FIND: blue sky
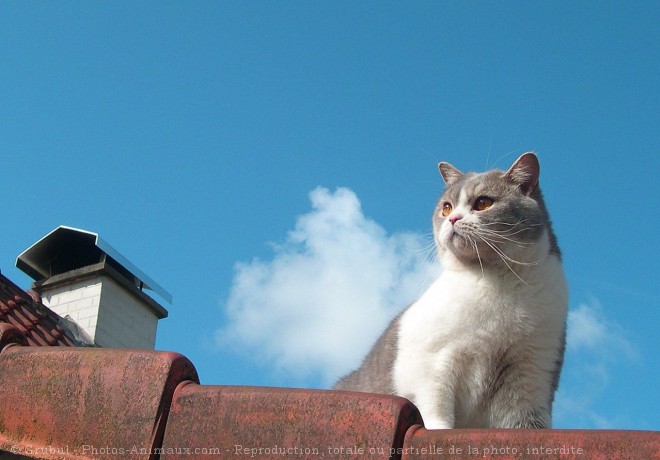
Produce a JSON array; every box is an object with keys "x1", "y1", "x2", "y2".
[{"x1": 1, "y1": 2, "x2": 657, "y2": 430}]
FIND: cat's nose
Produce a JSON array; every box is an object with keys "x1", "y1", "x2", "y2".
[{"x1": 449, "y1": 214, "x2": 463, "y2": 224}]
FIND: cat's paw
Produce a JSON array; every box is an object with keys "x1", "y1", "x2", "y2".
[{"x1": 422, "y1": 418, "x2": 453, "y2": 430}]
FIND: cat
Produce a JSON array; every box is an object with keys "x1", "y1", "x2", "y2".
[{"x1": 333, "y1": 152, "x2": 568, "y2": 429}]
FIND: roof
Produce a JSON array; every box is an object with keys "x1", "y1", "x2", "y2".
[
  {"x1": 16, "y1": 225, "x2": 172, "y2": 305},
  {"x1": 0, "y1": 270, "x2": 84, "y2": 348},
  {"x1": 0, "y1": 345, "x2": 658, "y2": 459}
]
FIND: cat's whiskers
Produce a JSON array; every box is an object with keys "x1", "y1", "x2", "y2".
[
  {"x1": 410, "y1": 233, "x2": 443, "y2": 292},
  {"x1": 475, "y1": 228, "x2": 533, "y2": 247},
  {"x1": 480, "y1": 218, "x2": 541, "y2": 228},
  {"x1": 467, "y1": 234, "x2": 485, "y2": 279},
  {"x1": 480, "y1": 220, "x2": 543, "y2": 234},
  {"x1": 475, "y1": 232, "x2": 539, "y2": 267},
  {"x1": 476, "y1": 235, "x2": 530, "y2": 285},
  {"x1": 416, "y1": 239, "x2": 439, "y2": 256},
  {"x1": 473, "y1": 220, "x2": 544, "y2": 249},
  {"x1": 469, "y1": 227, "x2": 544, "y2": 286},
  {"x1": 420, "y1": 244, "x2": 439, "y2": 267},
  {"x1": 479, "y1": 221, "x2": 542, "y2": 236}
]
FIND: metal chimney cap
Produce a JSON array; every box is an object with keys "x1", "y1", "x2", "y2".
[{"x1": 16, "y1": 226, "x2": 173, "y2": 305}]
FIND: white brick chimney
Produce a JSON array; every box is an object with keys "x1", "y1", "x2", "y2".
[{"x1": 16, "y1": 226, "x2": 170, "y2": 349}]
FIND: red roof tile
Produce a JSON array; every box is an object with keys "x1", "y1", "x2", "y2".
[
  {"x1": 402, "y1": 426, "x2": 660, "y2": 460},
  {"x1": 0, "y1": 346, "x2": 199, "y2": 459},
  {"x1": 0, "y1": 271, "x2": 78, "y2": 349},
  {"x1": 162, "y1": 384, "x2": 422, "y2": 459}
]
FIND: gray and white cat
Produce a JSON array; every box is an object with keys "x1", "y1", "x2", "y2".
[{"x1": 334, "y1": 153, "x2": 568, "y2": 429}]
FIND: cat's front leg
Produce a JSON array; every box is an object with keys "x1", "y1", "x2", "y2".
[
  {"x1": 416, "y1": 401, "x2": 454, "y2": 429},
  {"x1": 420, "y1": 415, "x2": 454, "y2": 430},
  {"x1": 512, "y1": 411, "x2": 550, "y2": 429},
  {"x1": 486, "y1": 358, "x2": 554, "y2": 429},
  {"x1": 394, "y1": 371, "x2": 455, "y2": 429},
  {"x1": 394, "y1": 345, "x2": 459, "y2": 429},
  {"x1": 490, "y1": 405, "x2": 551, "y2": 429},
  {"x1": 410, "y1": 380, "x2": 456, "y2": 430}
]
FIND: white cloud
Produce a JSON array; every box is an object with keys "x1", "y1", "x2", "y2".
[
  {"x1": 566, "y1": 303, "x2": 608, "y2": 350},
  {"x1": 217, "y1": 187, "x2": 440, "y2": 386},
  {"x1": 566, "y1": 299, "x2": 636, "y2": 359}
]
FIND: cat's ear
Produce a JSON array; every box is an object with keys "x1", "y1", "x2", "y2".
[
  {"x1": 438, "y1": 162, "x2": 464, "y2": 185},
  {"x1": 504, "y1": 152, "x2": 539, "y2": 195}
]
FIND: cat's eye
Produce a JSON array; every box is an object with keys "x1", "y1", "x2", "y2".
[
  {"x1": 474, "y1": 197, "x2": 494, "y2": 211},
  {"x1": 441, "y1": 202, "x2": 453, "y2": 217}
]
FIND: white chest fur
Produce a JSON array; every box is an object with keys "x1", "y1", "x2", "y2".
[{"x1": 393, "y1": 252, "x2": 568, "y2": 429}]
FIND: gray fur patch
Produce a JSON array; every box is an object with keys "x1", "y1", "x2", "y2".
[{"x1": 333, "y1": 312, "x2": 402, "y2": 394}]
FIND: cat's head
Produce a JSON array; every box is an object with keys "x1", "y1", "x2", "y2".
[{"x1": 433, "y1": 152, "x2": 558, "y2": 270}]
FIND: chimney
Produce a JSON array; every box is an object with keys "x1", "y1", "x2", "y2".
[{"x1": 16, "y1": 226, "x2": 171, "y2": 349}]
